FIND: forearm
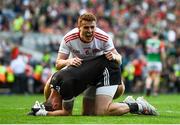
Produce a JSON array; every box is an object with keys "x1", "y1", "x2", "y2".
[
  {"x1": 55, "y1": 59, "x2": 69, "y2": 70},
  {"x1": 33, "y1": 108, "x2": 71, "y2": 116},
  {"x1": 47, "y1": 109, "x2": 71, "y2": 116},
  {"x1": 47, "y1": 100, "x2": 74, "y2": 116}
]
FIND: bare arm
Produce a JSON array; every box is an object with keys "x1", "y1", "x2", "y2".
[
  {"x1": 47, "y1": 100, "x2": 74, "y2": 116},
  {"x1": 55, "y1": 52, "x2": 82, "y2": 70},
  {"x1": 55, "y1": 52, "x2": 69, "y2": 70},
  {"x1": 47, "y1": 109, "x2": 71, "y2": 116},
  {"x1": 161, "y1": 49, "x2": 166, "y2": 62},
  {"x1": 160, "y1": 42, "x2": 166, "y2": 69}
]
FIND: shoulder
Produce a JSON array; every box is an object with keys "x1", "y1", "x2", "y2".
[
  {"x1": 94, "y1": 28, "x2": 110, "y2": 42},
  {"x1": 63, "y1": 28, "x2": 79, "y2": 43},
  {"x1": 95, "y1": 28, "x2": 109, "y2": 38}
]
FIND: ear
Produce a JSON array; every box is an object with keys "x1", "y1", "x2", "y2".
[
  {"x1": 53, "y1": 101, "x2": 62, "y2": 110},
  {"x1": 53, "y1": 103, "x2": 58, "y2": 110}
]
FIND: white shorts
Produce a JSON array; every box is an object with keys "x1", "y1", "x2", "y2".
[
  {"x1": 83, "y1": 85, "x2": 118, "y2": 99},
  {"x1": 147, "y1": 61, "x2": 162, "y2": 72}
]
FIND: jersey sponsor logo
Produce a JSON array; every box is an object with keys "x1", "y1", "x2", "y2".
[
  {"x1": 146, "y1": 39, "x2": 161, "y2": 54},
  {"x1": 84, "y1": 48, "x2": 90, "y2": 55},
  {"x1": 92, "y1": 48, "x2": 101, "y2": 53},
  {"x1": 83, "y1": 48, "x2": 101, "y2": 55},
  {"x1": 68, "y1": 46, "x2": 80, "y2": 54},
  {"x1": 147, "y1": 46, "x2": 160, "y2": 53}
]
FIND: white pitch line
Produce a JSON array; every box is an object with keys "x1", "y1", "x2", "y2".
[
  {"x1": 158, "y1": 110, "x2": 180, "y2": 114},
  {"x1": 1, "y1": 107, "x2": 26, "y2": 110}
]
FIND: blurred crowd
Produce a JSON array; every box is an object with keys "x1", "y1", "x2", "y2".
[{"x1": 0, "y1": 0, "x2": 179, "y2": 95}]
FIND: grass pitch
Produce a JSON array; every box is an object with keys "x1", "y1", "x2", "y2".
[{"x1": 0, "y1": 94, "x2": 180, "y2": 124}]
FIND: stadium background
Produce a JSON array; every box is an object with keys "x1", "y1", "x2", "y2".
[
  {"x1": 0, "y1": 0, "x2": 179, "y2": 95},
  {"x1": 0, "y1": 0, "x2": 179, "y2": 124}
]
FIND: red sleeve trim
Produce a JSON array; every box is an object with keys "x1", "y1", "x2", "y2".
[
  {"x1": 94, "y1": 32, "x2": 108, "y2": 42},
  {"x1": 64, "y1": 32, "x2": 79, "y2": 41},
  {"x1": 65, "y1": 35, "x2": 79, "y2": 43}
]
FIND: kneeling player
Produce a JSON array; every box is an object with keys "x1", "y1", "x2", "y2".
[
  {"x1": 43, "y1": 74, "x2": 125, "y2": 115},
  {"x1": 29, "y1": 55, "x2": 158, "y2": 116}
]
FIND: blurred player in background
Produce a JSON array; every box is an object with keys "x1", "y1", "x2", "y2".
[{"x1": 145, "y1": 31, "x2": 166, "y2": 96}]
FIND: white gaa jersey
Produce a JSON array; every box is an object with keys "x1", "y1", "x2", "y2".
[{"x1": 59, "y1": 27, "x2": 115, "y2": 58}]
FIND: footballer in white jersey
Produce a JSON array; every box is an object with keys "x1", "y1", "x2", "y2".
[{"x1": 59, "y1": 27, "x2": 115, "y2": 58}]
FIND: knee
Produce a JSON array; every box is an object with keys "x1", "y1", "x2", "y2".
[
  {"x1": 95, "y1": 108, "x2": 107, "y2": 115},
  {"x1": 82, "y1": 97, "x2": 95, "y2": 116}
]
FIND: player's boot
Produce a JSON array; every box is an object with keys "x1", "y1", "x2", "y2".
[
  {"x1": 136, "y1": 97, "x2": 159, "y2": 115},
  {"x1": 123, "y1": 96, "x2": 136, "y2": 103}
]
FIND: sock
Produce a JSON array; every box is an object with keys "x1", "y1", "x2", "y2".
[
  {"x1": 137, "y1": 103, "x2": 143, "y2": 112},
  {"x1": 126, "y1": 103, "x2": 139, "y2": 113},
  {"x1": 146, "y1": 89, "x2": 151, "y2": 96}
]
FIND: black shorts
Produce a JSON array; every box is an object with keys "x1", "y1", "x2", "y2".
[{"x1": 50, "y1": 55, "x2": 121, "y2": 100}]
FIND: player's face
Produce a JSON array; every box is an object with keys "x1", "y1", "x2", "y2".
[
  {"x1": 48, "y1": 90, "x2": 62, "y2": 110},
  {"x1": 51, "y1": 95, "x2": 62, "y2": 110},
  {"x1": 79, "y1": 20, "x2": 96, "y2": 43}
]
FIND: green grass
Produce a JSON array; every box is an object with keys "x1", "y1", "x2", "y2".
[{"x1": 0, "y1": 94, "x2": 180, "y2": 124}]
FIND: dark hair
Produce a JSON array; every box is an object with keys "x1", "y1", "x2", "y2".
[
  {"x1": 159, "y1": 34, "x2": 164, "y2": 40},
  {"x1": 43, "y1": 100, "x2": 54, "y2": 111},
  {"x1": 153, "y1": 31, "x2": 158, "y2": 36}
]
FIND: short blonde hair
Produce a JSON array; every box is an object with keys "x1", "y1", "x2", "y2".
[{"x1": 78, "y1": 12, "x2": 97, "y2": 27}]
